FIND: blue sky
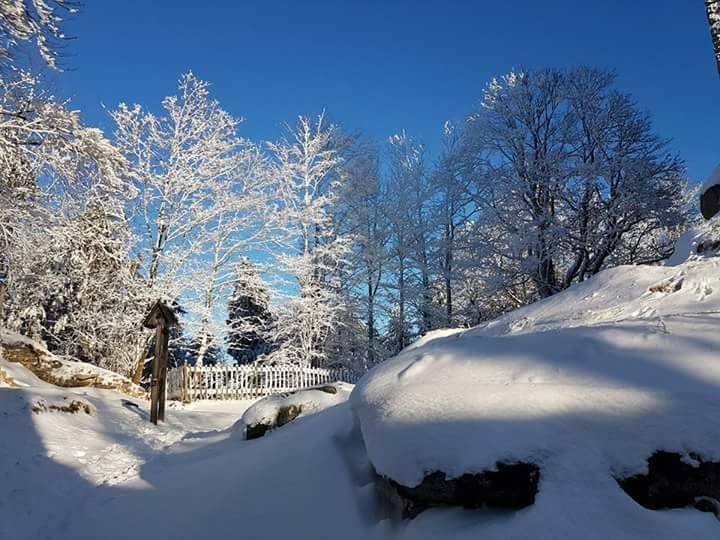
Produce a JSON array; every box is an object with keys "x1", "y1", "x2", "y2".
[{"x1": 47, "y1": 0, "x2": 719, "y2": 183}]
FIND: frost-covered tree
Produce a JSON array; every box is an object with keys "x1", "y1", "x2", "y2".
[
  {"x1": 111, "y1": 72, "x2": 256, "y2": 380},
  {"x1": 385, "y1": 131, "x2": 429, "y2": 351},
  {"x1": 455, "y1": 67, "x2": 686, "y2": 303},
  {"x1": 3, "y1": 205, "x2": 145, "y2": 374},
  {"x1": 184, "y1": 140, "x2": 272, "y2": 366},
  {"x1": 267, "y1": 114, "x2": 351, "y2": 366},
  {"x1": 226, "y1": 259, "x2": 273, "y2": 365},
  {"x1": 429, "y1": 122, "x2": 473, "y2": 328},
  {"x1": 0, "y1": 0, "x2": 79, "y2": 69},
  {"x1": 708, "y1": 0, "x2": 720, "y2": 77},
  {"x1": 336, "y1": 146, "x2": 389, "y2": 366},
  {"x1": 0, "y1": 68, "x2": 132, "y2": 371}
]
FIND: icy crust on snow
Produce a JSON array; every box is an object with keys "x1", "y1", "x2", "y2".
[
  {"x1": 352, "y1": 259, "x2": 720, "y2": 490},
  {"x1": 235, "y1": 381, "x2": 353, "y2": 436}
]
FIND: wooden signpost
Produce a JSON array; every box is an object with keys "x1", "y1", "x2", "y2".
[{"x1": 142, "y1": 300, "x2": 179, "y2": 425}]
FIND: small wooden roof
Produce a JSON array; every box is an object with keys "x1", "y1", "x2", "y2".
[{"x1": 142, "y1": 300, "x2": 179, "y2": 329}]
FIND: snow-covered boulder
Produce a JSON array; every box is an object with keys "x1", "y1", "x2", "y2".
[
  {"x1": 0, "y1": 330, "x2": 144, "y2": 397},
  {"x1": 351, "y1": 257, "x2": 720, "y2": 534},
  {"x1": 668, "y1": 166, "x2": 720, "y2": 265},
  {"x1": 235, "y1": 382, "x2": 353, "y2": 440}
]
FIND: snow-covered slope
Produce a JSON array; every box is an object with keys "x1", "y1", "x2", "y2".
[
  {"x1": 0, "y1": 351, "x2": 255, "y2": 540},
  {"x1": 352, "y1": 258, "x2": 720, "y2": 538},
  {"x1": 4, "y1": 257, "x2": 720, "y2": 539},
  {"x1": 1, "y1": 330, "x2": 144, "y2": 396}
]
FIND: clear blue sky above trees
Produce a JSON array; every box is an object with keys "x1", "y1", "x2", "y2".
[{"x1": 46, "y1": 0, "x2": 719, "y2": 183}]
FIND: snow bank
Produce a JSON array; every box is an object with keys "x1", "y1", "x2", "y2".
[
  {"x1": 0, "y1": 329, "x2": 144, "y2": 397},
  {"x1": 351, "y1": 257, "x2": 720, "y2": 538}
]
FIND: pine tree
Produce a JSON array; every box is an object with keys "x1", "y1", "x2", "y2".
[{"x1": 226, "y1": 260, "x2": 272, "y2": 364}]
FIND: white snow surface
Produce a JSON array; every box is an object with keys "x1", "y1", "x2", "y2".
[
  {"x1": 352, "y1": 258, "x2": 720, "y2": 538},
  {"x1": 4, "y1": 257, "x2": 720, "y2": 539},
  {"x1": 0, "y1": 352, "x2": 256, "y2": 540},
  {"x1": 234, "y1": 381, "x2": 353, "y2": 437}
]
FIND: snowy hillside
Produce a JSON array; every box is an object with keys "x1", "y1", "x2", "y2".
[
  {"x1": 353, "y1": 258, "x2": 720, "y2": 538},
  {"x1": 4, "y1": 257, "x2": 720, "y2": 539}
]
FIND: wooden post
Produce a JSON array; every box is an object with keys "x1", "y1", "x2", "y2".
[
  {"x1": 143, "y1": 300, "x2": 179, "y2": 425},
  {"x1": 182, "y1": 362, "x2": 189, "y2": 403}
]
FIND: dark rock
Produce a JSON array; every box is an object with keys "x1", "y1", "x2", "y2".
[
  {"x1": 616, "y1": 451, "x2": 720, "y2": 511},
  {"x1": 694, "y1": 496, "x2": 720, "y2": 518},
  {"x1": 245, "y1": 423, "x2": 270, "y2": 440},
  {"x1": 315, "y1": 385, "x2": 338, "y2": 395},
  {"x1": 697, "y1": 240, "x2": 720, "y2": 255},
  {"x1": 276, "y1": 404, "x2": 303, "y2": 427},
  {"x1": 390, "y1": 462, "x2": 540, "y2": 519},
  {"x1": 245, "y1": 404, "x2": 304, "y2": 440},
  {"x1": 701, "y1": 184, "x2": 720, "y2": 220}
]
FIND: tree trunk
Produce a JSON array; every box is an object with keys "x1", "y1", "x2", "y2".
[
  {"x1": 398, "y1": 256, "x2": 406, "y2": 352},
  {"x1": 444, "y1": 220, "x2": 454, "y2": 326},
  {"x1": 131, "y1": 341, "x2": 148, "y2": 384},
  {"x1": 367, "y1": 270, "x2": 375, "y2": 368},
  {"x1": 0, "y1": 283, "x2": 5, "y2": 322}
]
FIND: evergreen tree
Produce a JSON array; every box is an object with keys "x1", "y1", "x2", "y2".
[{"x1": 226, "y1": 260, "x2": 272, "y2": 364}]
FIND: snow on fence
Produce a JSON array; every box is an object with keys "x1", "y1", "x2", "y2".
[{"x1": 167, "y1": 363, "x2": 362, "y2": 402}]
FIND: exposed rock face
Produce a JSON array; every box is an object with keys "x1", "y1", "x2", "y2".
[
  {"x1": 1, "y1": 339, "x2": 144, "y2": 398},
  {"x1": 245, "y1": 423, "x2": 270, "y2": 440},
  {"x1": 275, "y1": 404, "x2": 302, "y2": 427},
  {"x1": 31, "y1": 398, "x2": 93, "y2": 415},
  {"x1": 390, "y1": 462, "x2": 541, "y2": 519},
  {"x1": 246, "y1": 404, "x2": 304, "y2": 440},
  {"x1": 616, "y1": 451, "x2": 720, "y2": 513}
]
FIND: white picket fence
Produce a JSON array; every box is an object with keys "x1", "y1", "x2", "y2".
[{"x1": 167, "y1": 363, "x2": 362, "y2": 402}]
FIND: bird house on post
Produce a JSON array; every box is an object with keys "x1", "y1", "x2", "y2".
[{"x1": 143, "y1": 300, "x2": 179, "y2": 425}]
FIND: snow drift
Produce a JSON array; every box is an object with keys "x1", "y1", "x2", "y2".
[{"x1": 352, "y1": 257, "x2": 720, "y2": 537}]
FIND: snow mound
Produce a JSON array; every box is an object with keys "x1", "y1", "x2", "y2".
[
  {"x1": 351, "y1": 257, "x2": 720, "y2": 538},
  {"x1": 0, "y1": 329, "x2": 144, "y2": 397},
  {"x1": 234, "y1": 381, "x2": 353, "y2": 438}
]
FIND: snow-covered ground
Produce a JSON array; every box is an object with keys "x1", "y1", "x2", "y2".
[
  {"x1": 0, "y1": 357, "x2": 255, "y2": 540},
  {"x1": 3, "y1": 256, "x2": 720, "y2": 539},
  {"x1": 353, "y1": 259, "x2": 720, "y2": 539}
]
